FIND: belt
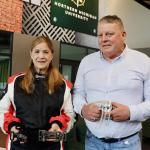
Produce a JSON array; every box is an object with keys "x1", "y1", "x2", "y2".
[{"x1": 100, "y1": 132, "x2": 138, "y2": 143}]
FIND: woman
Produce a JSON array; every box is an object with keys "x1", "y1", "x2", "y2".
[{"x1": 0, "y1": 36, "x2": 75, "y2": 150}]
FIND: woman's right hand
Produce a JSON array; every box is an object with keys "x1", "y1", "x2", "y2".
[
  {"x1": 10, "y1": 126, "x2": 21, "y2": 142},
  {"x1": 10, "y1": 126, "x2": 20, "y2": 133}
]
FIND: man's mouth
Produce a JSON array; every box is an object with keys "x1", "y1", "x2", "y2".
[{"x1": 102, "y1": 45, "x2": 111, "y2": 48}]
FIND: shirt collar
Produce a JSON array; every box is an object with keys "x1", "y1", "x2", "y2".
[{"x1": 99, "y1": 44, "x2": 127, "y2": 62}]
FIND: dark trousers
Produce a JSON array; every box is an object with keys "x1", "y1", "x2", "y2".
[{"x1": 10, "y1": 141, "x2": 61, "y2": 150}]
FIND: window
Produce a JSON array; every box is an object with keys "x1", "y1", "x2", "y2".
[
  {"x1": 0, "y1": 30, "x2": 13, "y2": 98},
  {"x1": 60, "y1": 43, "x2": 98, "y2": 83}
]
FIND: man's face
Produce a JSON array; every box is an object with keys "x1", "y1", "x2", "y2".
[{"x1": 97, "y1": 22, "x2": 126, "y2": 59}]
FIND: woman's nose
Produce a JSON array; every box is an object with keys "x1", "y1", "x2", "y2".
[{"x1": 39, "y1": 52, "x2": 44, "y2": 58}]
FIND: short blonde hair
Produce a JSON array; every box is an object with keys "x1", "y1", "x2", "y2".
[{"x1": 98, "y1": 15, "x2": 125, "y2": 31}]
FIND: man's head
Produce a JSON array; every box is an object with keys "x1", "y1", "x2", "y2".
[{"x1": 97, "y1": 15, "x2": 126, "y2": 60}]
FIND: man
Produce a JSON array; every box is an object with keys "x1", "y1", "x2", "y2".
[{"x1": 73, "y1": 15, "x2": 150, "y2": 150}]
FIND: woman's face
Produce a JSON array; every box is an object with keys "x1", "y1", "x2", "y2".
[{"x1": 30, "y1": 42, "x2": 53, "y2": 74}]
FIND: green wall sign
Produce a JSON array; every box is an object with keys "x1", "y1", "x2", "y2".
[{"x1": 51, "y1": 0, "x2": 98, "y2": 36}]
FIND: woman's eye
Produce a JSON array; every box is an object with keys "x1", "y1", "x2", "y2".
[{"x1": 34, "y1": 51, "x2": 39, "y2": 53}]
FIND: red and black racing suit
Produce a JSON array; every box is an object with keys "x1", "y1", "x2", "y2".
[{"x1": 0, "y1": 73, "x2": 75, "y2": 150}]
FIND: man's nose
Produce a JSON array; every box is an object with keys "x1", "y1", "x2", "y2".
[{"x1": 101, "y1": 35, "x2": 109, "y2": 42}]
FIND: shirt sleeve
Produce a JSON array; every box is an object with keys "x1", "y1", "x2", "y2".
[
  {"x1": 0, "y1": 92, "x2": 20, "y2": 133},
  {"x1": 62, "y1": 80, "x2": 75, "y2": 132},
  {"x1": 49, "y1": 80, "x2": 75, "y2": 132},
  {"x1": 73, "y1": 60, "x2": 87, "y2": 115},
  {"x1": 129, "y1": 59, "x2": 150, "y2": 121},
  {"x1": 0, "y1": 76, "x2": 21, "y2": 133}
]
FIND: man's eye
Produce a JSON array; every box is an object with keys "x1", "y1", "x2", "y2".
[
  {"x1": 106, "y1": 32, "x2": 115, "y2": 37},
  {"x1": 98, "y1": 34, "x2": 102, "y2": 37}
]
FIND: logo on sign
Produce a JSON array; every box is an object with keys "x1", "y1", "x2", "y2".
[{"x1": 71, "y1": 0, "x2": 85, "y2": 7}]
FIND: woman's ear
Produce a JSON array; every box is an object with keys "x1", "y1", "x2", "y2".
[
  {"x1": 50, "y1": 54, "x2": 53, "y2": 62},
  {"x1": 122, "y1": 31, "x2": 126, "y2": 38},
  {"x1": 51, "y1": 55, "x2": 53, "y2": 60},
  {"x1": 30, "y1": 51, "x2": 33, "y2": 60}
]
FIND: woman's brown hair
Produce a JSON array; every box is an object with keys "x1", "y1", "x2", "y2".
[{"x1": 20, "y1": 36, "x2": 64, "y2": 94}]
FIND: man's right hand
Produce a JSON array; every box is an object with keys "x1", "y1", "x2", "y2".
[{"x1": 81, "y1": 103, "x2": 101, "y2": 122}]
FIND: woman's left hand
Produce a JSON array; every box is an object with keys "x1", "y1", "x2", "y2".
[
  {"x1": 48, "y1": 123, "x2": 62, "y2": 142},
  {"x1": 48, "y1": 123, "x2": 62, "y2": 132}
]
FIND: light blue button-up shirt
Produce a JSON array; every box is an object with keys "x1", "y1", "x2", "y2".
[{"x1": 73, "y1": 45, "x2": 150, "y2": 138}]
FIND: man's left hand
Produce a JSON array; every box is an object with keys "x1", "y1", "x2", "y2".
[{"x1": 110, "y1": 102, "x2": 130, "y2": 121}]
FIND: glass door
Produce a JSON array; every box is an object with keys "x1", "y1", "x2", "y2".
[{"x1": 60, "y1": 59, "x2": 80, "y2": 83}]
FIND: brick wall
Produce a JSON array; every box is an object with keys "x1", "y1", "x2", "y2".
[{"x1": 0, "y1": 0, "x2": 23, "y2": 32}]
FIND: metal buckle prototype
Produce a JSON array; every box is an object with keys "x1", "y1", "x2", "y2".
[
  {"x1": 39, "y1": 130, "x2": 66, "y2": 142},
  {"x1": 95, "y1": 100, "x2": 112, "y2": 125},
  {"x1": 10, "y1": 132, "x2": 27, "y2": 143}
]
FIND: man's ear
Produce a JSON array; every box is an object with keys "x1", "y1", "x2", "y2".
[{"x1": 122, "y1": 31, "x2": 126, "y2": 37}]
